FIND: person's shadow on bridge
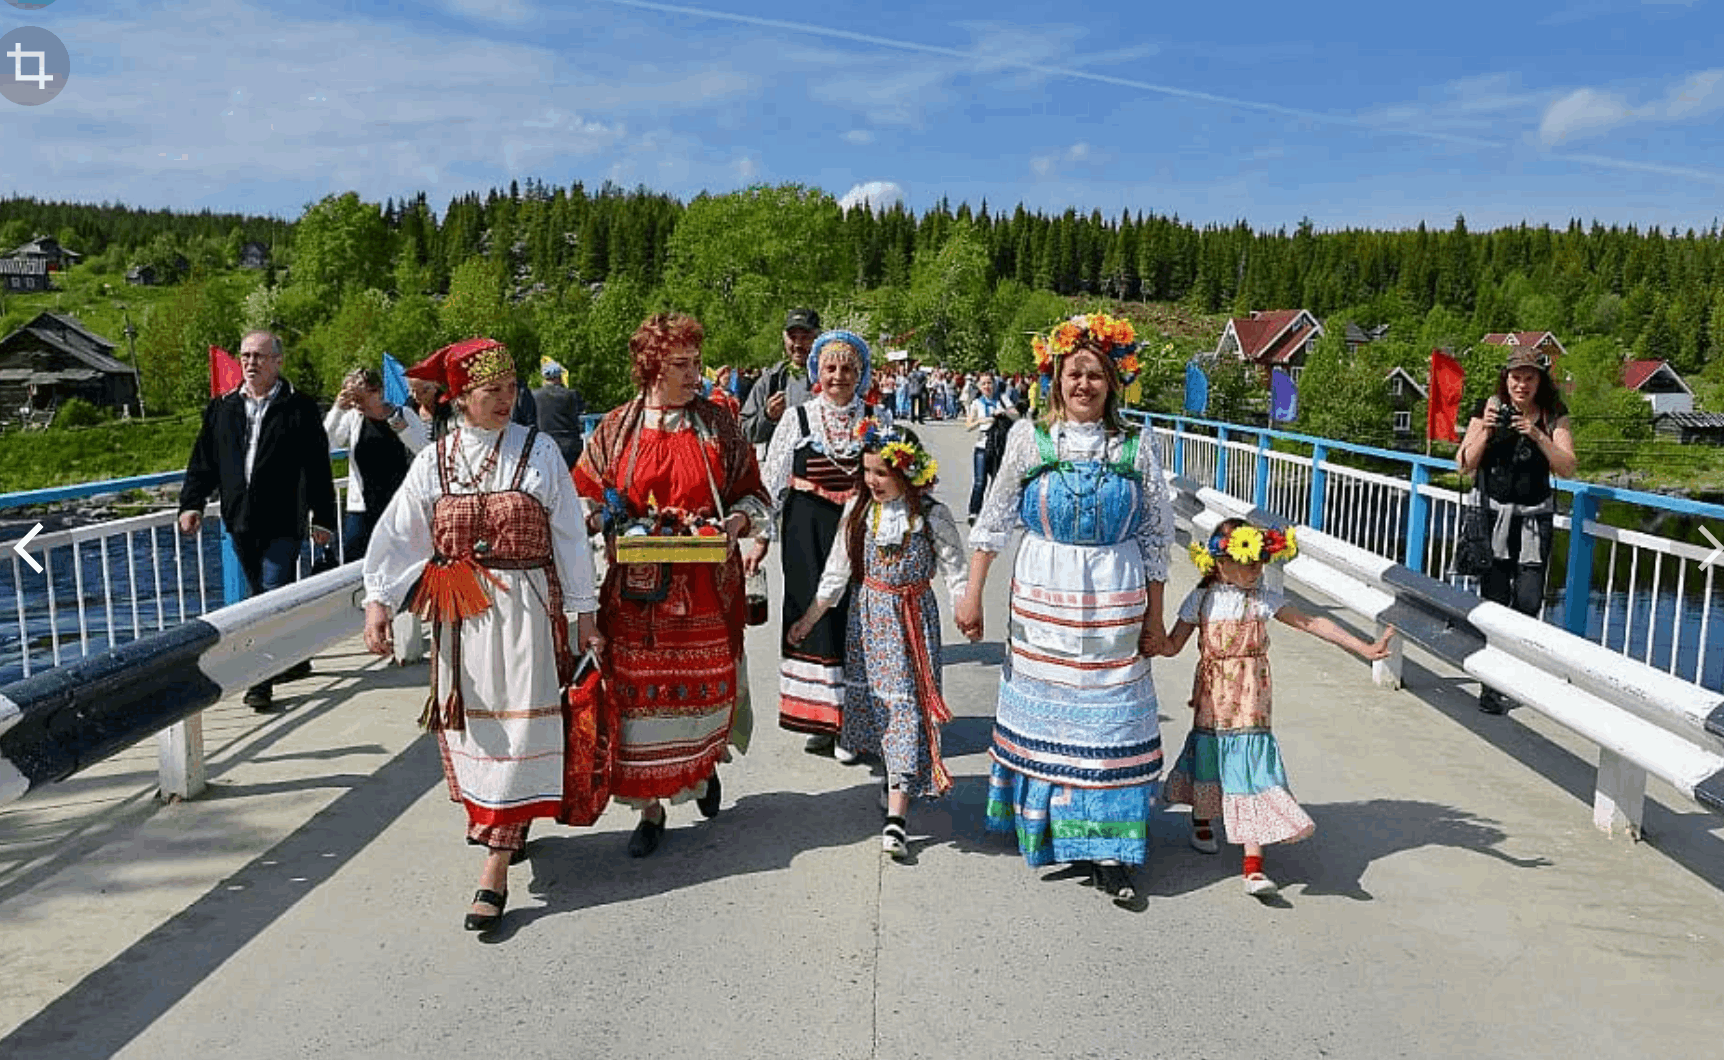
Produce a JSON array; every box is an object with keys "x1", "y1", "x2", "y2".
[{"x1": 491, "y1": 784, "x2": 887, "y2": 942}]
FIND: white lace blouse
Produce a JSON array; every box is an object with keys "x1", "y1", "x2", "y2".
[
  {"x1": 813, "y1": 496, "x2": 970, "y2": 606},
  {"x1": 967, "y1": 417, "x2": 1175, "y2": 583},
  {"x1": 757, "y1": 395, "x2": 880, "y2": 542}
]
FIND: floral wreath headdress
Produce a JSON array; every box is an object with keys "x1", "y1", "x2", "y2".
[
  {"x1": 853, "y1": 417, "x2": 938, "y2": 487},
  {"x1": 1032, "y1": 312, "x2": 1142, "y2": 385},
  {"x1": 1188, "y1": 523, "x2": 1298, "y2": 576}
]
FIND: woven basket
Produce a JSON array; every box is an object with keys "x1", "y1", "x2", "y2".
[{"x1": 614, "y1": 534, "x2": 730, "y2": 564}]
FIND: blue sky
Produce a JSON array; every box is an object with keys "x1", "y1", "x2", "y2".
[{"x1": 4, "y1": 0, "x2": 1723, "y2": 231}]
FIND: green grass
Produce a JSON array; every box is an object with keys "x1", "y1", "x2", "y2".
[
  {"x1": 0, "y1": 412, "x2": 205, "y2": 493},
  {"x1": 0, "y1": 264, "x2": 263, "y2": 351}
]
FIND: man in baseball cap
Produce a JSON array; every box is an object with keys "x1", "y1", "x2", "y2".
[{"x1": 740, "y1": 308, "x2": 821, "y2": 446}]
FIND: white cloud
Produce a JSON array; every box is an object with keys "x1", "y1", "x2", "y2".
[
  {"x1": 1030, "y1": 141, "x2": 1105, "y2": 179},
  {"x1": 1539, "y1": 88, "x2": 1637, "y2": 144},
  {"x1": 838, "y1": 181, "x2": 905, "y2": 212},
  {"x1": 843, "y1": 129, "x2": 875, "y2": 145},
  {"x1": 442, "y1": 0, "x2": 534, "y2": 23},
  {"x1": 1538, "y1": 68, "x2": 1724, "y2": 144},
  {"x1": 0, "y1": 0, "x2": 765, "y2": 212}
]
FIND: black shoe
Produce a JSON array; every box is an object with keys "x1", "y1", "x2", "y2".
[
  {"x1": 628, "y1": 813, "x2": 665, "y2": 858},
  {"x1": 464, "y1": 888, "x2": 507, "y2": 932},
  {"x1": 803, "y1": 733, "x2": 836, "y2": 757},
  {"x1": 1094, "y1": 862, "x2": 1138, "y2": 901},
  {"x1": 277, "y1": 659, "x2": 314, "y2": 683},
  {"x1": 1479, "y1": 689, "x2": 1508, "y2": 715},
  {"x1": 696, "y1": 771, "x2": 722, "y2": 819},
  {"x1": 243, "y1": 684, "x2": 278, "y2": 713}
]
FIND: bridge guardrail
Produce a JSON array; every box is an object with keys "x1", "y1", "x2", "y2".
[{"x1": 1164, "y1": 468, "x2": 1724, "y2": 839}]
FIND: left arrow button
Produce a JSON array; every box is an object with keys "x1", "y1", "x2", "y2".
[{"x1": 14, "y1": 523, "x2": 43, "y2": 574}]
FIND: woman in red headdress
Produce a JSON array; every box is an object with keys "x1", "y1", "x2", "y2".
[
  {"x1": 360, "y1": 338, "x2": 605, "y2": 933},
  {"x1": 574, "y1": 313, "x2": 769, "y2": 859}
]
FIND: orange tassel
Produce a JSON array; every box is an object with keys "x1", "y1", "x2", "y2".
[{"x1": 409, "y1": 558, "x2": 506, "y2": 624}]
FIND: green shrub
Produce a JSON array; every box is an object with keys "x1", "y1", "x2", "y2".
[{"x1": 52, "y1": 397, "x2": 109, "y2": 429}]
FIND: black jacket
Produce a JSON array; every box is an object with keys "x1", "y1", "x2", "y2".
[
  {"x1": 530, "y1": 383, "x2": 585, "y2": 468},
  {"x1": 179, "y1": 380, "x2": 340, "y2": 540}
]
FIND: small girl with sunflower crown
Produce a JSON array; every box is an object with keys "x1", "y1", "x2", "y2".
[
  {"x1": 1161, "y1": 517, "x2": 1396, "y2": 898},
  {"x1": 788, "y1": 419, "x2": 974, "y2": 860}
]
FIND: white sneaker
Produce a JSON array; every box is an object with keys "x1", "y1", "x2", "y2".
[
  {"x1": 833, "y1": 744, "x2": 861, "y2": 765},
  {"x1": 1244, "y1": 872, "x2": 1279, "y2": 898},
  {"x1": 882, "y1": 822, "x2": 909, "y2": 860}
]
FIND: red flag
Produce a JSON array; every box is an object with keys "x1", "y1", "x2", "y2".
[
  {"x1": 209, "y1": 345, "x2": 243, "y2": 397},
  {"x1": 1428, "y1": 349, "x2": 1464, "y2": 442}
]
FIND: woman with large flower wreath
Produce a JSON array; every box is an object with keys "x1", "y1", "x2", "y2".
[
  {"x1": 787, "y1": 419, "x2": 972, "y2": 859},
  {"x1": 573, "y1": 313, "x2": 770, "y2": 860},
  {"x1": 361, "y1": 338, "x2": 604, "y2": 933},
  {"x1": 955, "y1": 312, "x2": 1174, "y2": 907},
  {"x1": 746, "y1": 329, "x2": 883, "y2": 759}
]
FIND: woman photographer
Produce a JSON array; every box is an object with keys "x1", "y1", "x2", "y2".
[{"x1": 1456, "y1": 347, "x2": 1577, "y2": 714}]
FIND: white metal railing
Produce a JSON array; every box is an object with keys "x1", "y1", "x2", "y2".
[{"x1": 3, "y1": 479, "x2": 354, "y2": 681}]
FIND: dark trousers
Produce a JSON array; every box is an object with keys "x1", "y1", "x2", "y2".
[
  {"x1": 1480, "y1": 515, "x2": 1548, "y2": 618},
  {"x1": 969, "y1": 448, "x2": 990, "y2": 518},
  {"x1": 230, "y1": 534, "x2": 303, "y2": 692},
  {"x1": 1479, "y1": 515, "x2": 1548, "y2": 709},
  {"x1": 341, "y1": 510, "x2": 377, "y2": 565}
]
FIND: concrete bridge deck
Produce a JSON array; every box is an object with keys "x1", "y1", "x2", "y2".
[{"x1": 3, "y1": 422, "x2": 1723, "y2": 1060}]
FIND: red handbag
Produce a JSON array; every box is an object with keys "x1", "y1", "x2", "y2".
[{"x1": 557, "y1": 652, "x2": 616, "y2": 826}]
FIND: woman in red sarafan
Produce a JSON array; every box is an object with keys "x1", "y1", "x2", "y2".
[{"x1": 573, "y1": 313, "x2": 770, "y2": 859}]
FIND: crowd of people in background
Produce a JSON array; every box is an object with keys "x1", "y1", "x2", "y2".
[{"x1": 177, "y1": 301, "x2": 1589, "y2": 935}]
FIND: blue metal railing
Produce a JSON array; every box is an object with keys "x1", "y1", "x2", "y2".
[{"x1": 1129, "y1": 410, "x2": 1724, "y2": 691}]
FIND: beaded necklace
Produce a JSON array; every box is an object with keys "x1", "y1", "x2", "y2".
[{"x1": 448, "y1": 425, "x2": 507, "y2": 492}]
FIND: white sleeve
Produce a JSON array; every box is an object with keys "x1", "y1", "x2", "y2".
[
  {"x1": 1176, "y1": 586, "x2": 1206, "y2": 624},
  {"x1": 397, "y1": 408, "x2": 430, "y2": 454},
  {"x1": 362, "y1": 447, "x2": 437, "y2": 609},
  {"x1": 968, "y1": 418, "x2": 1037, "y2": 552},
  {"x1": 758, "y1": 413, "x2": 800, "y2": 542},
  {"x1": 813, "y1": 497, "x2": 859, "y2": 605},
  {"x1": 1131, "y1": 428, "x2": 1175, "y2": 583},
  {"x1": 926, "y1": 500, "x2": 970, "y2": 602},
  {"x1": 536, "y1": 434, "x2": 599, "y2": 614},
  {"x1": 323, "y1": 406, "x2": 354, "y2": 453}
]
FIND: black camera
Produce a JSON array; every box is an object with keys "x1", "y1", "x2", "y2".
[{"x1": 1492, "y1": 404, "x2": 1517, "y2": 432}]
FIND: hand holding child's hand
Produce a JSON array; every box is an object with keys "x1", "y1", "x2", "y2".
[
  {"x1": 1362, "y1": 624, "x2": 1397, "y2": 661},
  {"x1": 1137, "y1": 624, "x2": 1167, "y2": 658},
  {"x1": 787, "y1": 614, "x2": 814, "y2": 645}
]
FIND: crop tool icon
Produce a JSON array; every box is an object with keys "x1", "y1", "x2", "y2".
[{"x1": 8, "y1": 40, "x2": 53, "y2": 90}]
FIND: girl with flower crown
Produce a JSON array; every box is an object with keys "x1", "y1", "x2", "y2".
[
  {"x1": 1162, "y1": 517, "x2": 1396, "y2": 898},
  {"x1": 957, "y1": 312, "x2": 1174, "y2": 907},
  {"x1": 787, "y1": 420, "x2": 972, "y2": 859}
]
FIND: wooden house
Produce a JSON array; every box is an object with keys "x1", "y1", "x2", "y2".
[
  {"x1": 0, "y1": 258, "x2": 51, "y2": 293},
  {"x1": 238, "y1": 241, "x2": 271, "y2": 269},
  {"x1": 1622, "y1": 359, "x2": 1693, "y2": 415},
  {"x1": 1216, "y1": 310, "x2": 1323, "y2": 380},
  {"x1": 1385, "y1": 366, "x2": 1427, "y2": 440},
  {"x1": 6, "y1": 234, "x2": 82, "y2": 272},
  {"x1": 0, "y1": 312, "x2": 140, "y2": 418}
]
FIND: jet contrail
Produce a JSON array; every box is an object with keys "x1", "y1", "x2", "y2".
[{"x1": 583, "y1": 0, "x2": 1724, "y2": 185}]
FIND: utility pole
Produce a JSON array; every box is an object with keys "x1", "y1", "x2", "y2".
[{"x1": 120, "y1": 306, "x2": 146, "y2": 419}]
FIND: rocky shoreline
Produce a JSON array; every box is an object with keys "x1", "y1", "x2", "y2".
[{"x1": 0, "y1": 485, "x2": 182, "y2": 539}]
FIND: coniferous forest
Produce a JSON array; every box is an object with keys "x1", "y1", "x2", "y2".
[{"x1": 3, "y1": 183, "x2": 1722, "y2": 479}]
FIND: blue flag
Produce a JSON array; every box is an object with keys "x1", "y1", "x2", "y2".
[
  {"x1": 1270, "y1": 367, "x2": 1298, "y2": 423},
  {"x1": 1183, "y1": 360, "x2": 1209, "y2": 415},
  {"x1": 382, "y1": 351, "x2": 409, "y2": 407}
]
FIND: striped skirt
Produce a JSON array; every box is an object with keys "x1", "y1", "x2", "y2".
[{"x1": 987, "y1": 535, "x2": 1163, "y2": 866}]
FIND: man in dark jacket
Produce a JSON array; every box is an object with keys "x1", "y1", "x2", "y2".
[
  {"x1": 178, "y1": 330, "x2": 339, "y2": 712},
  {"x1": 738, "y1": 307, "x2": 820, "y2": 447},
  {"x1": 531, "y1": 360, "x2": 585, "y2": 468}
]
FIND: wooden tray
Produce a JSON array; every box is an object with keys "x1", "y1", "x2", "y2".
[{"x1": 615, "y1": 535, "x2": 730, "y2": 564}]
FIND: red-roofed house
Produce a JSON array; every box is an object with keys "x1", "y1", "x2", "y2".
[
  {"x1": 1622, "y1": 359, "x2": 1693, "y2": 415},
  {"x1": 1216, "y1": 310, "x2": 1323, "y2": 378},
  {"x1": 1481, "y1": 331, "x2": 1567, "y2": 370}
]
